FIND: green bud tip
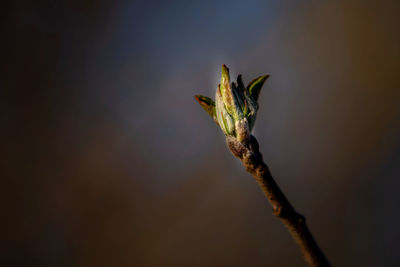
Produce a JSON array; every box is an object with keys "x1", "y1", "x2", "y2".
[{"x1": 194, "y1": 95, "x2": 217, "y2": 123}]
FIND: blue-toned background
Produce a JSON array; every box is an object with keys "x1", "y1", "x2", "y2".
[{"x1": 3, "y1": 0, "x2": 400, "y2": 266}]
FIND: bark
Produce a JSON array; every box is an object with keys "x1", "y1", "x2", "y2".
[{"x1": 226, "y1": 135, "x2": 331, "y2": 267}]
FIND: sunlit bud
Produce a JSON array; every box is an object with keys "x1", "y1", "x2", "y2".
[{"x1": 195, "y1": 64, "x2": 269, "y2": 143}]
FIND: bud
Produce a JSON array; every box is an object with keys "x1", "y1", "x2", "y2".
[{"x1": 195, "y1": 64, "x2": 269, "y2": 143}]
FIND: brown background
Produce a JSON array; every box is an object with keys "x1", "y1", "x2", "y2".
[{"x1": 2, "y1": 0, "x2": 400, "y2": 266}]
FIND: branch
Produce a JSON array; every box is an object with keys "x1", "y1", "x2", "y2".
[
  {"x1": 226, "y1": 135, "x2": 331, "y2": 267},
  {"x1": 195, "y1": 64, "x2": 330, "y2": 266}
]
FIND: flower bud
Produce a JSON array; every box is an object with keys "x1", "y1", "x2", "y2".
[{"x1": 195, "y1": 64, "x2": 269, "y2": 143}]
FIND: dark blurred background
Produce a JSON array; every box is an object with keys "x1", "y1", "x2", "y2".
[{"x1": 2, "y1": 0, "x2": 400, "y2": 266}]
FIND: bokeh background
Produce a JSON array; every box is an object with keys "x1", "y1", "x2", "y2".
[{"x1": 2, "y1": 0, "x2": 400, "y2": 266}]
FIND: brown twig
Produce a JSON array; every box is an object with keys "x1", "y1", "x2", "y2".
[{"x1": 226, "y1": 135, "x2": 331, "y2": 267}]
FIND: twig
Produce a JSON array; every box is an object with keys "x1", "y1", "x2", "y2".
[
  {"x1": 195, "y1": 64, "x2": 331, "y2": 266},
  {"x1": 226, "y1": 135, "x2": 331, "y2": 267}
]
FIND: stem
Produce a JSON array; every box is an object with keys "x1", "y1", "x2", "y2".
[{"x1": 226, "y1": 135, "x2": 331, "y2": 267}]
